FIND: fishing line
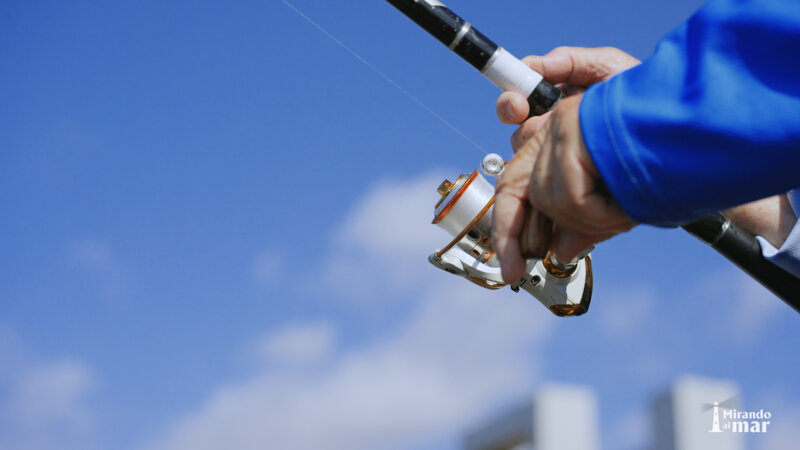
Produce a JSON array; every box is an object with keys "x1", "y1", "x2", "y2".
[{"x1": 279, "y1": 0, "x2": 490, "y2": 156}]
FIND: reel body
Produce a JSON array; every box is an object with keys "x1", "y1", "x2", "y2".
[{"x1": 429, "y1": 157, "x2": 593, "y2": 316}]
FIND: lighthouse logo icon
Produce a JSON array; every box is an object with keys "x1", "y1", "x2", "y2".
[
  {"x1": 709, "y1": 402, "x2": 722, "y2": 432},
  {"x1": 703, "y1": 396, "x2": 737, "y2": 433}
]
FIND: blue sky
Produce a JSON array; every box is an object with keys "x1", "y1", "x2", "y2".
[{"x1": 1, "y1": 1, "x2": 798, "y2": 449}]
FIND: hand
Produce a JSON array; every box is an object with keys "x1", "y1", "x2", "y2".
[
  {"x1": 491, "y1": 47, "x2": 640, "y2": 283},
  {"x1": 492, "y1": 95, "x2": 634, "y2": 282}
]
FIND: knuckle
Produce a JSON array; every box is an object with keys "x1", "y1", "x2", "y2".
[
  {"x1": 496, "y1": 171, "x2": 524, "y2": 197},
  {"x1": 495, "y1": 176, "x2": 511, "y2": 194},
  {"x1": 531, "y1": 126, "x2": 548, "y2": 150},
  {"x1": 495, "y1": 174, "x2": 510, "y2": 193},
  {"x1": 511, "y1": 120, "x2": 540, "y2": 152},
  {"x1": 549, "y1": 46, "x2": 571, "y2": 57},
  {"x1": 557, "y1": 188, "x2": 580, "y2": 212},
  {"x1": 560, "y1": 188, "x2": 579, "y2": 209},
  {"x1": 546, "y1": 112, "x2": 569, "y2": 143},
  {"x1": 556, "y1": 125, "x2": 571, "y2": 145},
  {"x1": 588, "y1": 61, "x2": 607, "y2": 80},
  {"x1": 510, "y1": 128, "x2": 524, "y2": 151}
]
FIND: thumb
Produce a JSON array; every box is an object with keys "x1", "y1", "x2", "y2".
[{"x1": 551, "y1": 227, "x2": 610, "y2": 262}]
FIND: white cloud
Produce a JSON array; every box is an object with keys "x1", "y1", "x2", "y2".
[
  {"x1": 685, "y1": 267, "x2": 786, "y2": 343},
  {"x1": 10, "y1": 361, "x2": 94, "y2": 429},
  {"x1": 141, "y1": 283, "x2": 550, "y2": 450},
  {"x1": 595, "y1": 285, "x2": 657, "y2": 339},
  {"x1": 140, "y1": 171, "x2": 554, "y2": 450},
  {"x1": 0, "y1": 327, "x2": 97, "y2": 450},
  {"x1": 246, "y1": 322, "x2": 337, "y2": 368},
  {"x1": 335, "y1": 171, "x2": 449, "y2": 260},
  {"x1": 320, "y1": 171, "x2": 454, "y2": 302},
  {"x1": 724, "y1": 273, "x2": 784, "y2": 341}
]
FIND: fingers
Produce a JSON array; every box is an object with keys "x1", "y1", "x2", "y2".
[
  {"x1": 522, "y1": 46, "x2": 641, "y2": 87},
  {"x1": 551, "y1": 228, "x2": 615, "y2": 262},
  {"x1": 551, "y1": 228, "x2": 600, "y2": 262},
  {"x1": 493, "y1": 143, "x2": 540, "y2": 283},
  {"x1": 496, "y1": 91, "x2": 530, "y2": 124},
  {"x1": 492, "y1": 192, "x2": 527, "y2": 283},
  {"x1": 497, "y1": 91, "x2": 551, "y2": 153},
  {"x1": 526, "y1": 96, "x2": 636, "y2": 235}
]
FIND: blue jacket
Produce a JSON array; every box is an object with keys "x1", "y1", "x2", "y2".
[{"x1": 580, "y1": 0, "x2": 800, "y2": 228}]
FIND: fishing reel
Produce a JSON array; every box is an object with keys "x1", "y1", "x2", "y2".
[{"x1": 429, "y1": 154, "x2": 593, "y2": 316}]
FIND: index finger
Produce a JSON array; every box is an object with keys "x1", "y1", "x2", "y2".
[
  {"x1": 492, "y1": 147, "x2": 540, "y2": 283},
  {"x1": 492, "y1": 190, "x2": 527, "y2": 284}
]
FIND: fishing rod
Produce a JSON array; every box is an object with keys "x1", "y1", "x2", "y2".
[
  {"x1": 386, "y1": 0, "x2": 561, "y2": 117},
  {"x1": 386, "y1": 0, "x2": 800, "y2": 312},
  {"x1": 684, "y1": 214, "x2": 800, "y2": 310}
]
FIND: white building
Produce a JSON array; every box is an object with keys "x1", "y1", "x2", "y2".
[
  {"x1": 651, "y1": 375, "x2": 745, "y2": 450},
  {"x1": 463, "y1": 375, "x2": 750, "y2": 450},
  {"x1": 464, "y1": 384, "x2": 600, "y2": 450}
]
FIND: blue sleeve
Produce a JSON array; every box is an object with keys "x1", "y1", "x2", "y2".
[
  {"x1": 757, "y1": 190, "x2": 800, "y2": 277},
  {"x1": 579, "y1": 0, "x2": 800, "y2": 227}
]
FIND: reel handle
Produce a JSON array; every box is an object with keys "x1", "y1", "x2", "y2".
[{"x1": 519, "y1": 203, "x2": 554, "y2": 259}]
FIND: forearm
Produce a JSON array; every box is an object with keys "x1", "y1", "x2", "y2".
[{"x1": 724, "y1": 194, "x2": 797, "y2": 250}]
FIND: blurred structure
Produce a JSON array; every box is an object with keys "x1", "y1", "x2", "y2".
[
  {"x1": 464, "y1": 375, "x2": 748, "y2": 450},
  {"x1": 464, "y1": 383, "x2": 600, "y2": 450},
  {"x1": 651, "y1": 375, "x2": 744, "y2": 450}
]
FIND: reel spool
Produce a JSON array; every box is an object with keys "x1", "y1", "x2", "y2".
[{"x1": 428, "y1": 154, "x2": 593, "y2": 316}]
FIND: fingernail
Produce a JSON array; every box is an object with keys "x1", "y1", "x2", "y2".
[{"x1": 505, "y1": 101, "x2": 515, "y2": 120}]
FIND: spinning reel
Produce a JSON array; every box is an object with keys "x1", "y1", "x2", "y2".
[{"x1": 429, "y1": 154, "x2": 594, "y2": 316}]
